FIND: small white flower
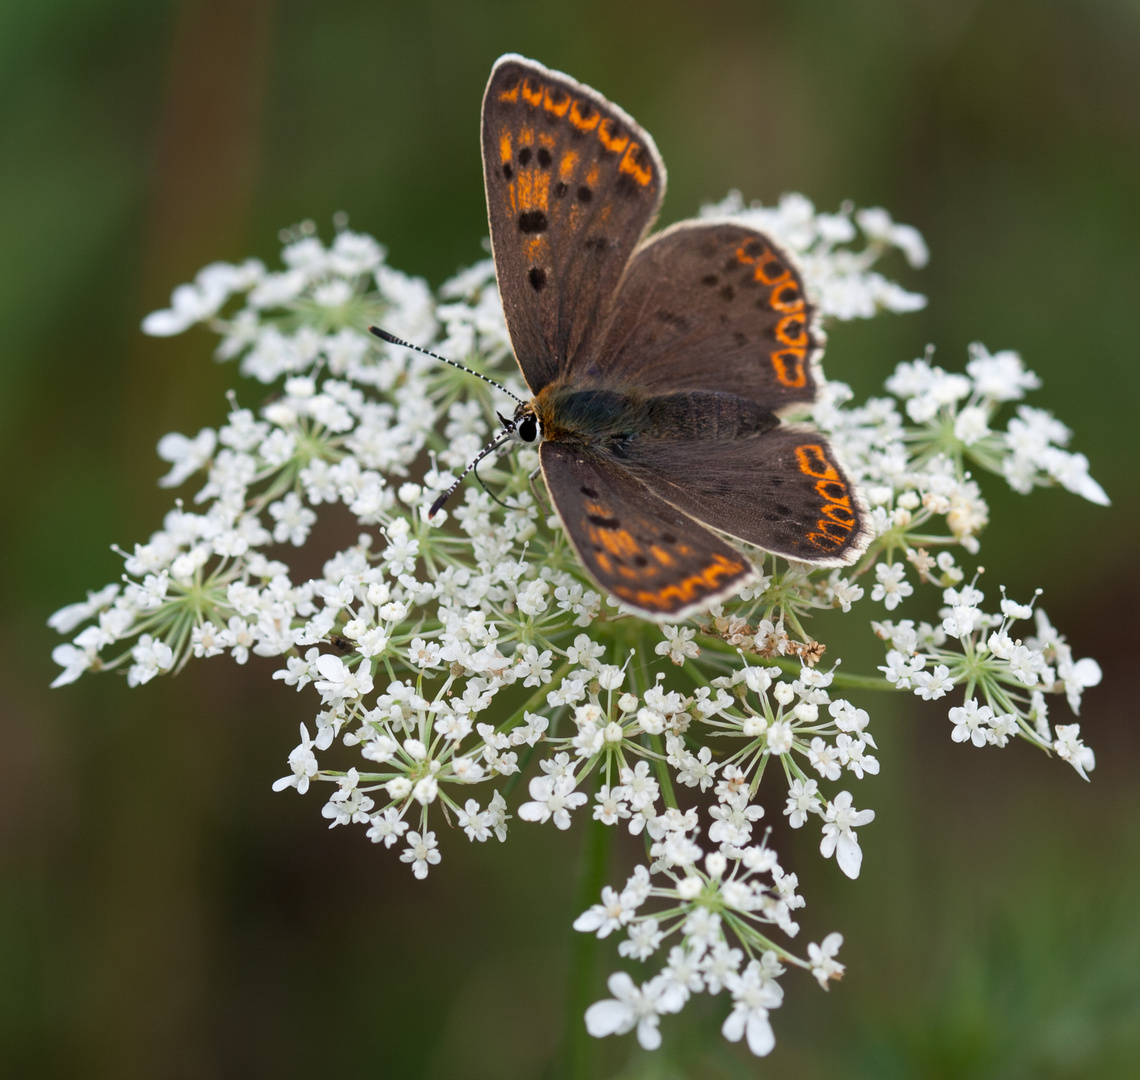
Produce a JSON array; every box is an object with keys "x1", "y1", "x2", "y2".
[
  {"x1": 766, "y1": 721, "x2": 794, "y2": 756},
  {"x1": 820, "y1": 791, "x2": 874, "y2": 879},
  {"x1": 585, "y1": 971, "x2": 666, "y2": 1051},
  {"x1": 871, "y1": 562, "x2": 913, "y2": 610},
  {"x1": 784, "y1": 778, "x2": 822, "y2": 828},
  {"x1": 808, "y1": 932, "x2": 845, "y2": 989},
  {"x1": 517, "y1": 772, "x2": 587, "y2": 830},
  {"x1": 912, "y1": 664, "x2": 953, "y2": 700},
  {"x1": 948, "y1": 698, "x2": 993, "y2": 748},
  {"x1": 574, "y1": 886, "x2": 635, "y2": 938},
  {"x1": 399, "y1": 830, "x2": 441, "y2": 879},
  {"x1": 272, "y1": 723, "x2": 319, "y2": 794},
  {"x1": 1053, "y1": 723, "x2": 1096, "y2": 781},
  {"x1": 722, "y1": 956, "x2": 784, "y2": 1057},
  {"x1": 156, "y1": 428, "x2": 217, "y2": 488},
  {"x1": 655, "y1": 625, "x2": 700, "y2": 665},
  {"x1": 366, "y1": 807, "x2": 409, "y2": 848}
]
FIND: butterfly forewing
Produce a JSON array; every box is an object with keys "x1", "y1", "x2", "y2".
[
  {"x1": 588, "y1": 221, "x2": 822, "y2": 412},
  {"x1": 540, "y1": 441, "x2": 754, "y2": 617},
  {"x1": 482, "y1": 55, "x2": 665, "y2": 393}
]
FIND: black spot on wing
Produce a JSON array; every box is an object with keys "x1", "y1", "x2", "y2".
[
  {"x1": 518, "y1": 211, "x2": 548, "y2": 233},
  {"x1": 528, "y1": 267, "x2": 546, "y2": 292}
]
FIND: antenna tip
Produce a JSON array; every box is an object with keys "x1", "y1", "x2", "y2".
[
  {"x1": 428, "y1": 494, "x2": 448, "y2": 518},
  {"x1": 369, "y1": 326, "x2": 398, "y2": 344}
]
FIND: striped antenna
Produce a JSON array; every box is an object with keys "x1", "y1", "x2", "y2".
[
  {"x1": 429, "y1": 428, "x2": 515, "y2": 517},
  {"x1": 369, "y1": 327, "x2": 525, "y2": 405}
]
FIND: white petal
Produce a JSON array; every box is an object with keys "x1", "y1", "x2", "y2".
[
  {"x1": 1071, "y1": 657, "x2": 1102, "y2": 688},
  {"x1": 141, "y1": 307, "x2": 195, "y2": 336},
  {"x1": 314, "y1": 654, "x2": 347, "y2": 680},
  {"x1": 584, "y1": 999, "x2": 633, "y2": 1038},
  {"x1": 721, "y1": 1005, "x2": 746, "y2": 1043},
  {"x1": 636, "y1": 1016, "x2": 662, "y2": 1051},
  {"x1": 746, "y1": 1012, "x2": 776, "y2": 1056},
  {"x1": 836, "y1": 834, "x2": 864, "y2": 879},
  {"x1": 573, "y1": 909, "x2": 605, "y2": 933},
  {"x1": 516, "y1": 801, "x2": 549, "y2": 823}
]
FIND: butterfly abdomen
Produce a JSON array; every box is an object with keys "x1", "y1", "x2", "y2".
[
  {"x1": 536, "y1": 382, "x2": 781, "y2": 455},
  {"x1": 644, "y1": 392, "x2": 779, "y2": 442}
]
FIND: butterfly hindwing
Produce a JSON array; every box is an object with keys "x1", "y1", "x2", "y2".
[
  {"x1": 619, "y1": 424, "x2": 871, "y2": 566},
  {"x1": 482, "y1": 55, "x2": 665, "y2": 394},
  {"x1": 588, "y1": 220, "x2": 821, "y2": 412},
  {"x1": 539, "y1": 440, "x2": 753, "y2": 617}
]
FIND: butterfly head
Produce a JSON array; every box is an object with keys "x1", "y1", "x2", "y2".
[{"x1": 500, "y1": 403, "x2": 541, "y2": 445}]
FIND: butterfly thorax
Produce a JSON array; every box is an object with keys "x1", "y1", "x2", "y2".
[{"x1": 531, "y1": 381, "x2": 780, "y2": 457}]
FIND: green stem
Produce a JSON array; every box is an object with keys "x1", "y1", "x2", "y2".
[{"x1": 562, "y1": 817, "x2": 613, "y2": 1080}]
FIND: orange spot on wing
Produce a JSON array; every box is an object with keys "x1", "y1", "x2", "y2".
[
  {"x1": 521, "y1": 78, "x2": 544, "y2": 106},
  {"x1": 628, "y1": 554, "x2": 748, "y2": 612},
  {"x1": 754, "y1": 255, "x2": 791, "y2": 286},
  {"x1": 517, "y1": 169, "x2": 550, "y2": 212},
  {"x1": 770, "y1": 281, "x2": 804, "y2": 313},
  {"x1": 735, "y1": 242, "x2": 765, "y2": 266},
  {"x1": 619, "y1": 143, "x2": 653, "y2": 186},
  {"x1": 821, "y1": 503, "x2": 855, "y2": 527},
  {"x1": 795, "y1": 445, "x2": 840, "y2": 481},
  {"x1": 650, "y1": 545, "x2": 674, "y2": 566},
  {"x1": 792, "y1": 445, "x2": 860, "y2": 553},
  {"x1": 543, "y1": 87, "x2": 571, "y2": 116},
  {"x1": 498, "y1": 85, "x2": 520, "y2": 103},
  {"x1": 585, "y1": 162, "x2": 600, "y2": 187},
  {"x1": 568, "y1": 99, "x2": 600, "y2": 132},
  {"x1": 597, "y1": 118, "x2": 629, "y2": 154},
  {"x1": 807, "y1": 517, "x2": 853, "y2": 550},
  {"x1": 499, "y1": 130, "x2": 512, "y2": 165},
  {"x1": 775, "y1": 314, "x2": 808, "y2": 347},
  {"x1": 598, "y1": 529, "x2": 640, "y2": 560},
  {"x1": 814, "y1": 480, "x2": 850, "y2": 506},
  {"x1": 771, "y1": 348, "x2": 807, "y2": 387},
  {"x1": 559, "y1": 151, "x2": 579, "y2": 180}
]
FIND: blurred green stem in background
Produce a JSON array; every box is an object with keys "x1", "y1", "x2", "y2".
[{"x1": 563, "y1": 816, "x2": 613, "y2": 1080}]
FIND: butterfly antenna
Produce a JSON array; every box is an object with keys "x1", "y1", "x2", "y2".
[
  {"x1": 369, "y1": 327, "x2": 525, "y2": 405},
  {"x1": 429, "y1": 429, "x2": 515, "y2": 518},
  {"x1": 473, "y1": 456, "x2": 513, "y2": 511}
]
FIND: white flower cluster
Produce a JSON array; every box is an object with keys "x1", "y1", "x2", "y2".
[
  {"x1": 876, "y1": 600, "x2": 1100, "y2": 778},
  {"x1": 49, "y1": 200, "x2": 1106, "y2": 1060}
]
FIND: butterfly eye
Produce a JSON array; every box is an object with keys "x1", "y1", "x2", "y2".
[{"x1": 517, "y1": 415, "x2": 539, "y2": 443}]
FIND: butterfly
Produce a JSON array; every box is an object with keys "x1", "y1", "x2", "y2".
[{"x1": 381, "y1": 54, "x2": 870, "y2": 619}]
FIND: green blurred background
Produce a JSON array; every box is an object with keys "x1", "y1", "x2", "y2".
[{"x1": 3, "y1": 0, "x2": 1138, "y2": 1076}]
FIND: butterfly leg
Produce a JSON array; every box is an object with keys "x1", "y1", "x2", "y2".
[{"x1": 528, "y1": 465, "x2": 550, "y2": 513}]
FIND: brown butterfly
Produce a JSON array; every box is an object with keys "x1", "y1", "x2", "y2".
[{"x1": 377, "y1": 55, "x2": 870, "y2": 619}]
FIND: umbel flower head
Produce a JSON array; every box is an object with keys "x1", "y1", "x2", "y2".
[{"x1": 50, "y1": 197, "x2": 1104, "y2": 1059}]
